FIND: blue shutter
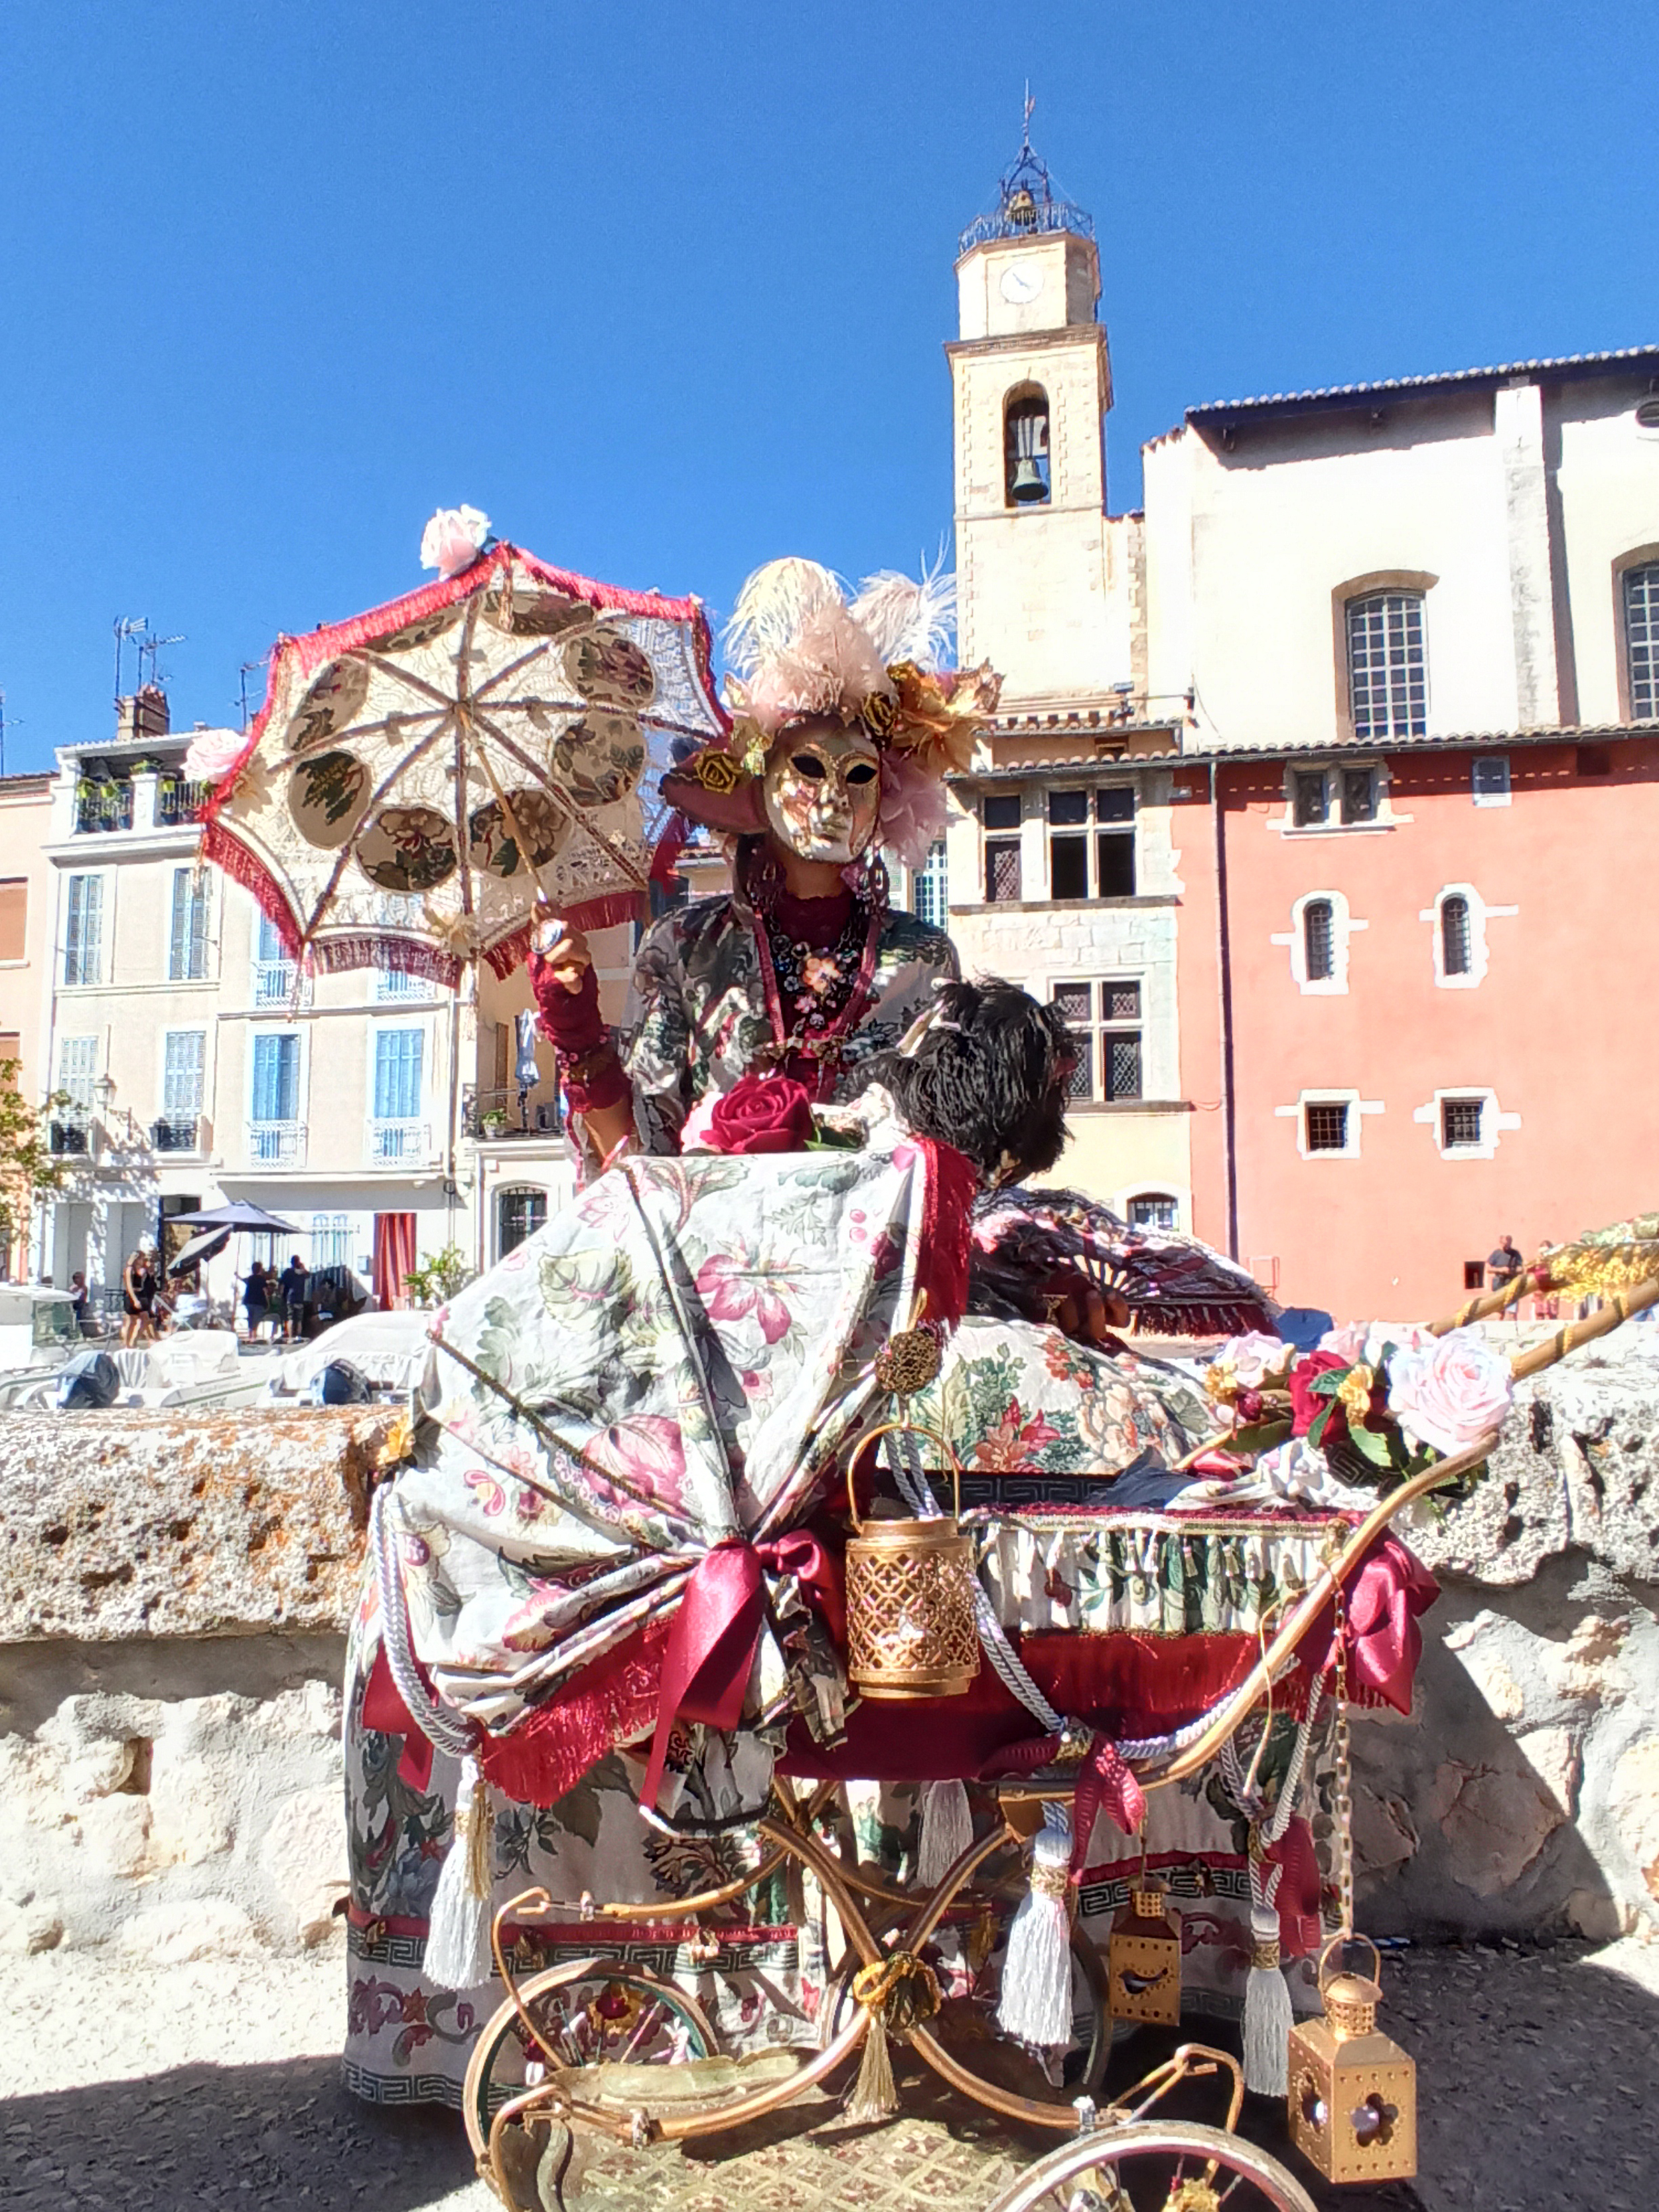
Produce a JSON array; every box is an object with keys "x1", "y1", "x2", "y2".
[
  {"x1": 374, "y1": 1029, "x2": 423, "y2": 1120},
  {"x1": 252, "y1": 1034, "x2": 298, "y2": 1122}
]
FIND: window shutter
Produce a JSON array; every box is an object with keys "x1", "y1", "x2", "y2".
[
  {"x1": 170, "y1": 871, "x2": 188, "y2": 979},
  {"x1": 163, "y1": 1031, "x2": 205, "y2": 1114},
  {"x1": 58, "y1": 1035, "x2": 97, "y2": 1108},
  {"x1": 374, "y1": 1030, "x2": 423, "y2": 1121},
  {"x1": 253, "y1": 1034, "x2": 298, "y2": 1122}
]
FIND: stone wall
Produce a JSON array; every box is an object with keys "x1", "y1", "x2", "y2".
[
  {"x1": 0, "y1": 1406, "x2": 392, "y2": 1961},
  {"x1": 2, "y1": 1359, "x2": 1656, "y2": 1963}
]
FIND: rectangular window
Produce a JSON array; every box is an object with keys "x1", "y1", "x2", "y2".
[
  {"x1": 58, "y1": 1035, "x2": 98, "y2": 1110},
  {"x1": 1292, "y1": 771, "x2": 1328, "y2": 828},
  {"x1": 311, "y1": 1212, "x2": 351, "y2": 1268},
  {"x1": 1128, "y1": 1195, "x2": 1179, "y2": 1231},
  {"x1": 1472, "y1": 755, "x2": 1511, "y2": 806},
  {"x1": 1097, "y1": 786, "x2": 1137, "y2": 896},
  {"x1": 251, "y1": 1033, "x2": 299, "y2": 1124},
  {"x1": 1047, "y1": 786, "x2": 1136, "y2": 899},
  {"x1": 912, "y1": 840, "x2": 948, "y2": 931},
  {"x1": 1347, "y1": 591, "x2": 1427, "y2": 741},
  {"x1": 1052, "y1": 980, "x2": 1142, "y2": 1102},
  {"x1": 1463, "y1": 1260, "x2": 1485, "y2": 1291},
  {"x1": 1305, "y1": 1100, "x2": 1349, "y2": 1153},
  {"x1": 1047, "y1": 790, "x2": 1088, "y2": 900},
  {"x1": 0, "y1": 879, "x2": 25, "y2": 962},
  {"x1": 373, "y1": 1028, "x2": 424, "y2": 1121},
  {"x1": 1442, "y1": 1096, "x2": 1485, "y2": 1149},
  {"x1": 64, "y1": 873, "x2": 103, "y2": 985},
  {"x1": 983, "y1": 792, "x2": 1022, "y2": 901},
  {"x1": 1341, "y1": 767, "x2": 1379, "y2": 824},
  {"x1": 169, "y1": 868, "x2": 210, "y2": 980},
  {"x1": 163, "y1": 1031, "x2": 205, "y2": 1114},
  {"x1": 1625, "y1": 563, "x2": 1659, "y2": 719}
]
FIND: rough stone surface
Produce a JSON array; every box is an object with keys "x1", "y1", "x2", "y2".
[{"x1": 0, "y1": 1404, "x2": 395, "y2": 1641}]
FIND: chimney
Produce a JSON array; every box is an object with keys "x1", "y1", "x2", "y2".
[{"x1": 115, "y1": 684, "x2": 171, "y2": 741}]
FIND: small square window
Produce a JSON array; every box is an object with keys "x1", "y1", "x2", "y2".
[
  {"x1": 1128, "y1": 1194, "x2": 1179, "y2": 1231},
  {"x1": 1305, "y1": 1100, "x2": 1349, "y2": 1152},
  {"x1": 1342, "y1": 767, "x2": 1379, "y2": 823},
  {"x1": 1292, "y1": 771, "x2": 1328, "y2": 827},
  {"x1": 1052, "y1": 982, "x2": 1092, "y2": 1023},
  {"x1": 1472, "y1": 755, "x2": 1510, "y2": 806},
  {"x1": 983, "y1": 792, "x2": 1021, "y2": 830},
  {"x1": 1102, "y1": 982, "x2": 1141, "y2": 1021},
  {"x1": 1047, "y1": 790, "x2": 1088, "y2": 826},
  {"x1": 1104, "y1": 1033, "x2": 1142, "y2": 1100},
  {"x1": 1096, "y1": 786, "x2": 1136, "y2": 823},
  {"x1": 1442, "y1": 1096, "x2": 1484, "y2": 1149},
  {"x1": 1463, "y1": 1260, "x2": 1485, "y2": 1291}
]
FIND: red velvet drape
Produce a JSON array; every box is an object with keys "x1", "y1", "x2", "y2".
[{"x1": 372, "y1": 1211, "x2": 417, "y2": 1309}]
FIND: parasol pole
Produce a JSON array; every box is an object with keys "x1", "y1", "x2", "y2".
[
  {"x1": 460, "y1": 701, "x2": 566, "y2": 915},
  {"x1": 1506, "y1": 1274, "x2": 1659, "y2": 1378}
]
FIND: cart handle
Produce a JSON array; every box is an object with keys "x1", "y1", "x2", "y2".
[{"x1": 844, "y1": 1418, "x2": 962, "y2": 1535}]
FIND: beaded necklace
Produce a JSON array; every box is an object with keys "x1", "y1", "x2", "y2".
[{"x1": 745, "y1": 848, "x2": 887, "y2": 1099}]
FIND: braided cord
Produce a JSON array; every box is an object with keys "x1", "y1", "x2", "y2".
[{"x1": 370, "y1": 1480, "x2": 472, "y2": 1759}]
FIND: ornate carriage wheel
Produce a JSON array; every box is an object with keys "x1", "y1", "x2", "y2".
[{"x1": 979, "y1": 2119, "x2": 1319, "y2": 2212}]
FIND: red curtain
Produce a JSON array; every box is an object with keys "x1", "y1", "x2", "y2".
[{"x1": 372, "y1": 1212, "x2": 417, "y2": 1309}]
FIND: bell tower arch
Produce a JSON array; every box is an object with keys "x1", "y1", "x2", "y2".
[{"x1": 948, "y1": 129, "x2": 1123, "y2": 704}]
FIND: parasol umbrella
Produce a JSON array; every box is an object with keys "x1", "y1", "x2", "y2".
[
  {"x1": 166, "y1": 1201, "x2": 303, "y2": 1234},
  {"x1": 169, "y1": 1226, "x2": 232, "y2": 1276},
  {"x1": 194, "y1": 516, "x2": 728, "y2": 988}
]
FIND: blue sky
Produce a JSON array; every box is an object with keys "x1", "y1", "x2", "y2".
[{"x1": 0, "y1": 0, "x2": 1652, "y2": 771}]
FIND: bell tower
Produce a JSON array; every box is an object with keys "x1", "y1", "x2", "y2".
[{"x1": 948, "y1": 127, "x2": 1123, "y2": 705}]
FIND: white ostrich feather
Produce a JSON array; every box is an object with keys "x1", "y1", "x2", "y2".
[
  {"x1": 723, "y1": 557, "x2": 845, "y2": 678},
  {"x1": 747, "y1": 602, "x2": 891, "y2": 732},
  {"x1": 849, "y1": 559, "x2": 957, "y2": 670}
]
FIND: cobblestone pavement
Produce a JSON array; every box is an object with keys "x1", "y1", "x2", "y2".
[{"x1": 3, "y1": 1938, "x2": 1655, "y2": 2211}]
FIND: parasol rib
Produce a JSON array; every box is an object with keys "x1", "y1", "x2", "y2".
[
  {"x1": 294, "y1": 713, "x2": 455, "y2": 957},
  {"x1": 468, "y1": 698, "x2": 651, "y2": 893}
]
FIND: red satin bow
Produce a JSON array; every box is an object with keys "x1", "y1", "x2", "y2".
[{"x1": 640, "y1": 1530, "x2": 843, "y2": 1812}]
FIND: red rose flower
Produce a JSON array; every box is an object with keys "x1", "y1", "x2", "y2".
[
  {"x1": 1288, "y1": 1349, "x2": 1348, "y2": 1439},
  {"x1": 1236, "y1": 1387, "x2": 1265, "y2": 1423},
  {"x1": 707, "y1": 1073, "x2": 815, "y2": 1155}
]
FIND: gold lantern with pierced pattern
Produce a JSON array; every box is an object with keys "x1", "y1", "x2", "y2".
[
  {"x1": 1107, "y1": 1880, "x2": 1183, "y2": 2026},
  {"x1": 1287, "y1": 1935, "x2": 1417, "y2": 2184},
  {"x1": 844, "y1": 1422, "x2": 978, "y2": 1700}
]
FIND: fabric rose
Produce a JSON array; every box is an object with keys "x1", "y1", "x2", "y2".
[
  {"x1": 705, "y1": 1074, "x2": 814, "y2": 1155},
  {"x1": 1386, "y1": 1327, "x2": 1512, "y2": 1457},
  {"x1": 1320, "y1": 1321, "x2": 1370, "y2": 1364},
  {"x1": 1216, "y1": 1330, "x2": 1292, "y2": 1389},
  {"x1": 182, "y1": 725, "x2": 247, "y2": 785},
  {"x1": 419, "y1": 504, "x2": 490, "y2": 579},
  {"x1": 1288, "y1": 1349, "x2": 1348, "y2": 1438},
  {"x1": 877, "y1": 745, "x2": 952, "y2": 870}
]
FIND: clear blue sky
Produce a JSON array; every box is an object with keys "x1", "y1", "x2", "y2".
[{"x1": 0, "y1": 0, "x2": 1651, "y2": 771}]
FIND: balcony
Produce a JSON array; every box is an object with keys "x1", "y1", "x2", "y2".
[
  {"x1": 252, "y1": 959, "x2": 311, "y2": 1009},
  {"x1": 367, "y1": 1117, "x2": 433, "y2": 1167},
  {"x1": 151, "y1": 1114, "x2": 204, "y2": 1153},
  {"x1": 48, "y1": 1115, "x2": 92, "y2": 1157},
  {"x1": 74, "y1": 782, "x2": 135, "y2": 835},
  {"x1": 155, "y1": 776, "x2": 213, "y2": 827},
  {"x1": 463, "y1": 1084, "x2": 563, "y2": 1140},
  {"x1": 248, "y1": 1119, "x2": 306, "y2": 1167}
]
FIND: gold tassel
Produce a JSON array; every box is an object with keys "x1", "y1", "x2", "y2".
[
  {"x1": 845, "y1": 2008, "x2": 898, "y2": 2123},
  {"x1": 467, "y1": 1774, "x2": 494, "y2": 1900}
]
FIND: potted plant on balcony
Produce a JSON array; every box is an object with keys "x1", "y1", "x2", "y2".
[{"x1": 479, "y1": 1104, "x2": 508, "y2": 1137}]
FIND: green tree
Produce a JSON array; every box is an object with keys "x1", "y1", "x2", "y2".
[{"x1": 0, "y1": 1063, "x2": 70, "y2": 1276}]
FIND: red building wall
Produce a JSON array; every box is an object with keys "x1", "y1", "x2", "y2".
[{"x1": 1180, "y1": 739, "x2": 1659, "y2": 1323}]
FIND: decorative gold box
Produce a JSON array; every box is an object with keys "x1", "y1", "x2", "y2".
[{"x1": 1287, "y1": 1936, "x2": 1417, "y2": 2185}]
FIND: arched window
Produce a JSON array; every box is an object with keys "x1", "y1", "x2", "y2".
[
  {"x1": 497, "y1": 1186, "x2": 547, "y2": 1259},
  {"x1": 1441, "y1": 893, "x2": 1471, "y2": 978},
  {"x1": 1345, "y1": 590, "x2": 1427, "y2": 740},
  {"x1": 1004, "y1": 386, "x2": 1050, "y2": 507},
  {"x1": 1303, "y1": 898, "x2": 1334, "y2": 983},
  {"x1": 1624, "y1": 563, "x2": 1659, "y2": 719}
]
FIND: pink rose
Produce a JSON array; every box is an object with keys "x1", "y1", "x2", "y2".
[
  {"x1": 1386, "y1": 1328, "x2": 1512, "y2": 1457},
  {"x1": 419, "y1": 504, "x2": 490, "y2": 579},
  {"x1": 707, "y1": 1074, "x2": 814, "y2": 1155},
  {"x1": 1320, "y1": 1321, "x2": 1370, "y2": 1364},
  {"x1": 182, "y1": 726, "x2": 247, "y2": 784},
  {"x1": 1218, "y1": 1330, "x2": 1292, "y2": 1388}
]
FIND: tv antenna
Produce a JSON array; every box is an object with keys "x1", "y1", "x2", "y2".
[
  {"x1": 113, "y1": 615, "x2": 149, "y2": 700},
  {"x1": 237, "y1": 656, "x2": 268, "y2": 730},
  {"x1": 137, "y1": 632, "x2": 184, "y2": 690},
  {"x1": 0, "y1": 690, "x2": 19, "y2": 778},
  {"x1": 1022, "y1": 84, "x2": 1035, "y2": 151}
]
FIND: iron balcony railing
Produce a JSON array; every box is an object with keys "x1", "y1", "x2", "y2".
[
  {"x1": 463, "y1": 1084, "x2": 563, "y2": 1139},
  {"x1": 151, "y1": 1114, "x2": 202, "y2": 1153},
  {"x1": 367, "y1": 1117, "x2": 433, "y2": 1167},
  {"x1": 155, "y1": 777, "x2": 214, "y2": 827},
  {"x1": 48, "y1": 1114, "x2": 92, "y2": 1156},
  {"x1": 252, "y1": 959, "x2": 311, "y2": 1009},
  {"x1": 74, "y1": 785, "x2": 135, "y2": 834},
  {"x1": 248, "y1": 1118, "x2": 305, "y2": 1167}
]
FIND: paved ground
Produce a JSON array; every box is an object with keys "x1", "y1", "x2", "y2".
[{"x1": 3, "y1": 1937, "x2": 1656, "y2": 2211}]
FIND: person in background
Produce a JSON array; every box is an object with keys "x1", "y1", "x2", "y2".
[
  {"x1": 1487, "y1": 1232, "x2": 1524, "y2": 1299},
  {"x1": 243, "y1": 1258, "x2": 271, "y2": 1342},
  {"x1": 277, "y1": 1252, "x2": 309, "y2": 1342},
  {"x1": 121, "y1": 1246, "x2": 157, "y2": 1348},
  {"x1": 69, "y1": 1270, "x2": 90, "y2": 1335}
]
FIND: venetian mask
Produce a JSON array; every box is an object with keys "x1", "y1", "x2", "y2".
[{"x1": 762, "y1": 719, "x2": 881, "y2": 864}]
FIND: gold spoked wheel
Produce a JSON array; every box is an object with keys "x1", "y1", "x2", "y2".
[{"x1": 979, "y1": 2120, "x2": 1319, "y2": 2212}]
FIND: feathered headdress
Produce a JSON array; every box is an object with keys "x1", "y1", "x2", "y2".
[{"x1": 661, "y1": 555, "x2": 1001, "y2": 869}]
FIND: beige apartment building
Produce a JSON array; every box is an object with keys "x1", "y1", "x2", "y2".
[
  {"x1": 32, "y1": 690, "x2": 624, "y2": 1310},
  {"x1": 0, "y1": 771, "x2": 56, "y2": 1276}
]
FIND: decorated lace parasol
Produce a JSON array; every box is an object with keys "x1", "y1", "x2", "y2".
[{"x1": 194, "y1": 514, "x2": 727, "y2": 987}]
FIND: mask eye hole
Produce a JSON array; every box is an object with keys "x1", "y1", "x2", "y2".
[
  {"x1": 844, "y1": 763, "x2": 877, "y2": 785},
  {"x1": 790, "y1": 754, "x2": 827, "y2": 780}
]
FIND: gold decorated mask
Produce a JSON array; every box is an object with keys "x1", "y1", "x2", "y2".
[{"x1": 762, "y1": 718, "x2": 882, "y2": 864}]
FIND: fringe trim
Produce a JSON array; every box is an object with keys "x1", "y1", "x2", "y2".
[
  {"x1": 200, "y1": 822, "x2": 303, "y2": 954},
  {"x1": 312, "y1": 933, "x2": 461, "y2": 988},
  {"x1": 481, "y1": 888, "x2": 648, "y2": 980}
]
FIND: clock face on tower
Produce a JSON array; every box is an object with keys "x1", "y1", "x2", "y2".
[{"x1": 999, "y1": 260, "x2": 1043, "y2": 306}]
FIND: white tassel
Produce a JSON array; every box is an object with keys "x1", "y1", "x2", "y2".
[
  {"x1": 916, "y1": 1779, "x2": 974, "y2": 1887},
  {"x1": 425, "y1": 1754, "x2": 494, "y2": 1991},
  {"x1": 1242, "y1": 1902, "x2": 1294, "y2": 2096},
  {"x1": 995, "y1": 1805, "x2": 1075, "y2": 2053}
]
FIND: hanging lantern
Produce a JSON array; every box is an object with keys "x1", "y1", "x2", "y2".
[
  {"x1": 1106, "y1": 1879, "x2": 1182, "y2": 2027},
  {"x1": 1287, "y1": 1935, "x2": 1417, "y2": 2184},
  {"x1": 844, "y1": 1422, "x2": 978, "y2": 1700}
]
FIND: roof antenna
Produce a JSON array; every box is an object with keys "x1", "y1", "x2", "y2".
[
  {"x1": 1023, "y1": 82, "x2": 1035, "y2": 153},
  {"x1": 113, "y1": 615, "x2": 149, "y2": 701}
]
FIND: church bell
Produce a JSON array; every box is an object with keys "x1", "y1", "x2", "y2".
[
  {"x1": 1287, "y1": 1935, "x2": 1417, "y2": 2184},
  {"x1": 1009, "y1": 457, "x2": 1048, "y2": 503}
]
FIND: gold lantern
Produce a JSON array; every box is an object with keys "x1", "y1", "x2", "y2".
[
  {"x1": 844, "y1": 1422, "x2": 978, "y2": 1700},
  {"x1": 1287, "y1": 1935, "x2": 1417, "y2": 2184},
  {"x1": 1106, "y1": 1880, "x2": 1183, "y2": 2026}
]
